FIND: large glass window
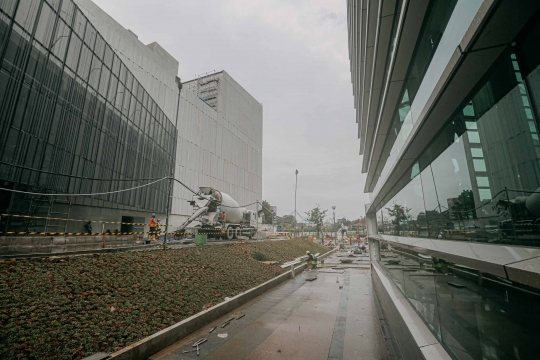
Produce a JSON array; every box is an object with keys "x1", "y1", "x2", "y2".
[
  {"x1": 374, "y1": 24, "x2": 540, "y2": 247},
  {"x1": 369, "y1": 0, "x2": 458, "y2": 190},
  {"x1": 377, "y1": 242, "x2": 540, "y2": 359}
]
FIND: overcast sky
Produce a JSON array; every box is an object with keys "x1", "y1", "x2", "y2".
[{"x1": 92, "y1": 0, "x2": 370, "y2": 221}]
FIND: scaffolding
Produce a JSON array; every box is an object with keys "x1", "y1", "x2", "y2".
[{"x1": 187, "y1": 71, "x2": 220, "y2": 111}]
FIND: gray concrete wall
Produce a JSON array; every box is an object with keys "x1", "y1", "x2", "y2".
[
  {"x1": 171, "y1": 72, "x2": 263, "y2": 224},
  {"x1": 0, "y1": 235, "x2": 138, "y2": 255},
  {"x1": 63, "y1": 204, "x2": 166, "y2": 234}
]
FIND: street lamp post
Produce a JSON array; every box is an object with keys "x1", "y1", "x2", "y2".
[
  {"x1": 332, "y1": 206, "x2": 336, "y2": 246},
  {"x1": 294, "y1": 169, "x2": 298, "y2": 238}
]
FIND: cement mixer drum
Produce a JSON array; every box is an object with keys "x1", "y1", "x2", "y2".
[{"x1": 219, "y1": 191, "x2": 244, "y2": 224}]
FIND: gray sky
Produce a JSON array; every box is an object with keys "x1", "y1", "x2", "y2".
[{"x1": 93, "y1": 0, "x2": 370, "y2": 221}]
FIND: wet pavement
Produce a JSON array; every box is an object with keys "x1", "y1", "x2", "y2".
[{"x1": 151, "y1": 253, "x2": 389, "y2": 360}]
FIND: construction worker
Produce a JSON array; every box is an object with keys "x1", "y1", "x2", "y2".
[
  {"x1": 306, "y1": 251, "x2": 314, "y2": 271},
  {"x1": 149, "y1": 213, "x2": 157, "y2": 241},
  {"x1": 221, "y1": 211, "x2": 226, "y2": 223}
]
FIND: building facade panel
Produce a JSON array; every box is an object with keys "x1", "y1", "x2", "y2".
[
  {"x1": 349, "y1": 0, "x2": 540, "y2": 358},
  {"x1": 170, "y1": 71, "x2": 262, "y2": 226},
  {"x1": 0, "y1": 0, "x2": 175, "y2": 233},
  {"x1": 74, "y1": 0, "x2": 180, "y2": 123}
]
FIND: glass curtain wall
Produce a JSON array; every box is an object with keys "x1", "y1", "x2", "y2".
[
  {"x1": 376, "y1": 24, "x2": 540, "y2": 246},
  {"x1": 368, "y1": 0, "x2": 458, "y2": 190},
  {"x1": 377, "y1": 242, "x2": 540, "y2": 359},
  {"x1": 0, "y1": 0, "x2": 175, "y2": 214}
]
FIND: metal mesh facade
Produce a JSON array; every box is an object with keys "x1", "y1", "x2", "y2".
[{"x1": 0, "y1": 0, "x2": 175, "y2": 213}]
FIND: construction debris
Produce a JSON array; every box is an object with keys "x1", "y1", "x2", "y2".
[
  {"x1": 448, "y1": 282, "x2": 466, "y2": 289},
  {"x1": 305, "y1": 276, "x2": 317, "y2": 282},
  {"x1": 317, "y1": 269, "x2": 345, "y2": 274},
  {"x1": 280, "y1": 253, "x2": 320, "y2": 269},
  {"x1": 192, "y1": 338, "x2": 207, "y2": 347},
  {"x1": 209, "y1": 326, "x2": 217, "y2": 333}
]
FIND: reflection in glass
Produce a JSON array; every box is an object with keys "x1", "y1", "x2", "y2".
[
  {"x1": 369, "y1": 0, "x2": 459, "y2": 192},
  {"x1": 375, "y1": 50, "x2": 540, "y2": 246},
  {"x1": 378, "y1": 243, "x2": 540, "y2": 360}
]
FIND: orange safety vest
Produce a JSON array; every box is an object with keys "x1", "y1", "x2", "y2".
[{"x1": 150, "y1": 218, "x2": 157, "y2": 228}]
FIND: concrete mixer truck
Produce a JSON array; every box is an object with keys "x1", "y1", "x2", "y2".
[{"x1": 174, "y1": 187, "x2": 259, "y2": 240}]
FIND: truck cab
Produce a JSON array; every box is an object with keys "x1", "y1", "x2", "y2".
[{"x1": 243, "y1": 210, "x2": 258, "y2": 228}]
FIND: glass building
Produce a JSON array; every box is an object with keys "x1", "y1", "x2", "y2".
[
  {"x1": 348, "y1": 0, "x2": 540, "y2": 359},
  {"x1": 0, "y1": 0, "x2": 176, "y2": 233}
]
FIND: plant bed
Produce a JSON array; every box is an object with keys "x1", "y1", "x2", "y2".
[{"x1": 0, "y1": 240, "x2": 327, "y2": 359}]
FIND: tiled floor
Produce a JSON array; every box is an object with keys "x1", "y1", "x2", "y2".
[{"x1": 151, "y1": 254, "x2": 389, "y2": 360}]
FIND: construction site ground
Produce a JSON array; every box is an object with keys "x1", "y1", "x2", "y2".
[{"x1": 150, "y1": 251, "x2": 389, "y2": 360}]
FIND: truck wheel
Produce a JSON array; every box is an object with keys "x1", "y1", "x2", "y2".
[
  {"x1": 226, "y1": 226, "x2": 235, "y2": 240},
  {"x1": 233, "y1": 227, "x2": 240, "y2": 240},
  {"x1": 247, "y1": 228, "x2": 253, "y2": 239}
]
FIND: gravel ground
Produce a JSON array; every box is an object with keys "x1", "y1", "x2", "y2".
[{"x1": 0, "y1": 239, "x2": 328, "y2": 359}]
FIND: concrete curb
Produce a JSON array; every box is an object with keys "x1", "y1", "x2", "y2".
[{"x1": 107, "y1": 248, "x2": 336, "y2": 360}]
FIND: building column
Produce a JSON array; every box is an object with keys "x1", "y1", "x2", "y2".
[
  {"x1": 366, "y1": 211, "x2": 380, "y2": 262},
  {"x1": 366, "y1": 211, "x2": 378, "y2": 236}
]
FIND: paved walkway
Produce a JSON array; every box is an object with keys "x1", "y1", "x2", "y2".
[{"x1": 151, "y1": 254, "x2": 389, "y2": 360}]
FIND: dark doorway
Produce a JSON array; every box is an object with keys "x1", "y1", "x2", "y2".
[{"x1": 121, "y1": 216, "x2": 145, "y2": 233}]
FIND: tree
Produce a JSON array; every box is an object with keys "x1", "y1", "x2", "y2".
[
  {"x1": 261, "y1": 200, "x2": 274, "y2": 224},
  {"x1": 306, "y1": 205, "x2": 327, "y2": 242},
  {"x1": 450, "y1": 189, "x2": 477, "y2": 222},
  {"x1": 385, "y1": 202, "x2": 411, "y2": 236},
  {"x1": 280, "y1": 215, "x2": 297, "y2": 229}
]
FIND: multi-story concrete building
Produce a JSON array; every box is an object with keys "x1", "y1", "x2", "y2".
[
  {"x1": 171, "y1": 72, "x2": 263, "y2": 225},
  {"x1": 348, "y1": 0, "x2": 540, "y2": 359},
  {"x1": 0, "y1": 0, "x2": 262, "y2": 237}
]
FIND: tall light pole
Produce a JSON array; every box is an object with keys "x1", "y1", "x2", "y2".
[
  {"x1": 332, "y1": 206, "x2": 336, "y2": 245},
  {"x1": 294, "y1": 169, "x2": 298, "y2": 238}
]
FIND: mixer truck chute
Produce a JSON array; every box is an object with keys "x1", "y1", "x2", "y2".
[{"x1": 174, "y1": 187, "x2": 258, "y2": 240}]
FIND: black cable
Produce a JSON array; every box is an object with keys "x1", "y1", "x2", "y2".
[
  {"x1": 0, "y1": 161, "x2": 167, "y2": 182},
  {"x1": 0, "y1": 177, "x2": 168, "y2": 196},
  {"x1": 172, "y1": 178, "x2": 198, "y2": 195},
  {"x1": 216, "y1": 200, "x2": 259, "y2": 209}
]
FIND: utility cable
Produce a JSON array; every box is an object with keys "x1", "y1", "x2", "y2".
[
  {"x1": 0, "y1": 177, "x2": 168, "y2": 197},
  {"x1": 172, "y1": 178, "x2": 198, "y2": 195},
  {"x1": 217, "y1": 200, "x2": 259, "y2": 209},
  {"x1": 0, "y1": 161, "x2": 167, "y2": 182}
]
